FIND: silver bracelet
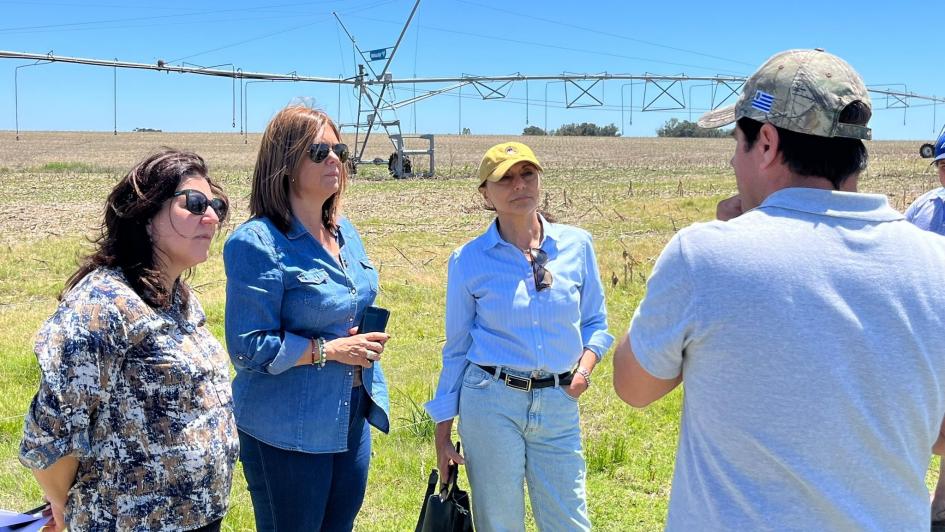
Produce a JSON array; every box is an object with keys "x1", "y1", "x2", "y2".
[
  {"x1": 316, "y1": 337, "x2": 327, "y2": 368},
  {"x1": 576, "y1": 367, "x2": 591, "y2": 386}
]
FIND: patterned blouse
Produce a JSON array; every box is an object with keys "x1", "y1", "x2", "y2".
[{"x1": 19, "y1": 268, "x2": 238, "y2": 532}]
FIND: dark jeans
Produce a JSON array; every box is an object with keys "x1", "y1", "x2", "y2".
[
  {"x1": 190, "y1": 518, "x2": 222, "y2": 532},
  {"x1": 238, "y1": 386, "x2": 372, "y2": 532}
]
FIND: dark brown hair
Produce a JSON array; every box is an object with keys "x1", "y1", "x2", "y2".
[
  {"x1": 249, "y1": 105, "x2": 347, "y2": 234},
  {"x1": 63, "y1": 148, "x2": 228, "y2": 308},
  {"x1": 737, "y1": 103, "x2": 869, "y2": 189}
]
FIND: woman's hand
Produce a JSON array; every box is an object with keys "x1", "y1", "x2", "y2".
[
  {"x1": 435, "y1": 420, "x2": 464, "y2": 487},
  {"x1": 564, "y1": 349, "x2": 598, "y2": 399},
  {"x1": 47, "y1": 499, "x2": 66, "y2": 531},
  {"x1": 564, "y1": 371, "x2": 590, "y2": 399},
  {"x1": 325, "y1": 327, "x2": 389, "y2": 368}
]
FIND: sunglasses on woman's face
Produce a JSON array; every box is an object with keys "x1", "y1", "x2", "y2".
[
  {"x1": 526, "y1": 248, "x2": 553, "y2": 292},
  {"x1": 309, "y1": 143, "x2": 349, "y2": 164},
  {"x1": 172, "y1": 189, "x2": 228, "y2": 219}
]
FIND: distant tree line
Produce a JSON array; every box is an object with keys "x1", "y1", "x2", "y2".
[
  {"x1": 521, "y1": 119, "x2": 730, "y2": 138},
  {"x1": 656, "y1": 118, "x2": 730, "y2": 138},
  {"x1": 523, "y1": 122, "x2": 619, "y2": 137}
]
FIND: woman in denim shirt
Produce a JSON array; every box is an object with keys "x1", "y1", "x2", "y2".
[
  {"x1": 223, "y1": 105, "x2": 390, "y2": 531},
  {"x1": 426, "y1": 142, "x2": 613, "y2": 531}
]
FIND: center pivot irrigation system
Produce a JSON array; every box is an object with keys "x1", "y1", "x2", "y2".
[{"x1": 3, "y1": 0, "x2": 945, "y2": 177}]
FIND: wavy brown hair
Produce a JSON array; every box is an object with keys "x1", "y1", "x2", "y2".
[
  {"x1": 249, "y1": 105, "x2": 347, "y2": 234},
  {"x1": 63, "y1": 148, "x2": 228, "y2": 308}
]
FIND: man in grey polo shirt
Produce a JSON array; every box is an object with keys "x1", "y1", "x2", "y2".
[{"x1": 613, "y1": 48, "x2": 945, "y2": 530}]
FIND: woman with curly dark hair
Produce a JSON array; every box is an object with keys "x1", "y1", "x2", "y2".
[{"x1": 19, "y1": 148, "x2": 238, "y2": 532}]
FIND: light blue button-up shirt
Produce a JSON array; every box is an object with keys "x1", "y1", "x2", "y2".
[
  {"x1": 223, "y1": 215, "x2": 389, "y2": 453},
  {"x1": 905, "y1": 187, "x2": 945, "y2": 235},
  {"x1": 425, "y1": 216, "x2": 613, "y2": 423}
]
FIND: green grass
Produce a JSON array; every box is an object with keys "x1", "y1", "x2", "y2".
[
  {"x1": 34, "y1": 161, "x2": 101, "y2": 173},
  {"x1": 0, "y1": 134, "x2": 942, "y2": 531}
]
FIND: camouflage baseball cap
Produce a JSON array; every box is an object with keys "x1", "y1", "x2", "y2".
[{"x1": 699, "y1": 49, "x2": 872, "y2": 140}]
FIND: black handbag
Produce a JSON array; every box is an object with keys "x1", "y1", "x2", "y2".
[{"x1": 415, "y1": 443, "x2": 474, "y2": 532}]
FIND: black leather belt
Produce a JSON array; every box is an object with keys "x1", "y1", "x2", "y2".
[{"x1": 476, "y1": 364, "x2": 574, "y2": 392}]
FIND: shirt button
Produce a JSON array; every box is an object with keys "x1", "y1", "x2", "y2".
[
  {"x1": 537, "y1": 344, "x2": 543, "y2": 349},
  {"x1": 350, "y1": 288, "x2": 356, "y2": 294},
  {"x1": 533, "y1": 320, "x2": 538, "y2": 325},
  {"x1": 344, "y1": 401, "x2": 349, "y2": 406},
  {"x1": 347, "y1": 372, "x2": 353, "y2": 376}
]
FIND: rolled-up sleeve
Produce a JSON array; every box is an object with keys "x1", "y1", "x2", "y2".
[
  {"x1": 20, "y1": 311, "x2": 109, "y2": 469},
  {"x1": 425, "y1": 250, "x2": 475, "y2": 423},
  {"x1": 579, "y1": 235, "x2": 614, "y2": 359},
  {"x1": 224, "y1": 226, "x2": 308, "y2": 375}
]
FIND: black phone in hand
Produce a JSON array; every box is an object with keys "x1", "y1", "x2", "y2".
[{"x1": 358, "y1": 306, "x2": 390, "y2": 333}]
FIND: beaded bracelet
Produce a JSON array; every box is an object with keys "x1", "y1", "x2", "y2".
[{"x1": 316, "y1": 337, "x2": 327, "y2": 368}]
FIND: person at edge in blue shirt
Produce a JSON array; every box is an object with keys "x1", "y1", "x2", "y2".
[
  {"x1": 906, "y1": 130, "x2": 945, "y2": 531},
  {"x1": 905, "y1": 130, "x2": 945, "y2": 236},
  {"x1": 223, "y1": 105, "x2": 390, "y2": 532},
  {"x1": 425, "y1": 142, "x2": 614, "y2": 532}
]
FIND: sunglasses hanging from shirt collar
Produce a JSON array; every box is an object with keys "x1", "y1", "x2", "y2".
[{"x1": 526, "y1": 248, "x2": 553, "y2": 292}]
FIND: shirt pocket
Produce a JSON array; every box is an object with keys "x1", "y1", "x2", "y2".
[
  {"x1": 297, "y1": 268, "x2": 329, "y2": 285},
  {"x1": 291, "y1": 267, "x2": 332, "y2": 309},
  {"x1": 359, "y1": 257, "x2": 379, "y2": 295}
]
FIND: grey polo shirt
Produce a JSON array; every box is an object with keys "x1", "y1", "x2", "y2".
[{"x1": 630, "y1": 187, "x2": 945, "y2": 531}]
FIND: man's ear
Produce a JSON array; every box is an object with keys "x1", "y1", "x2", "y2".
[{"x1": 758, "y1": 123, "x2": 781, "y2": 169}]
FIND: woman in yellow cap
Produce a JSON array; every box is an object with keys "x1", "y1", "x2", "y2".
[{"x1": 425, "y1": 142, "x2": 613, "y2": 531}]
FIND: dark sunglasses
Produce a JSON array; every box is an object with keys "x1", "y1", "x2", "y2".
[
  {"x1": 526, "y1": 248, "x2": 553, "y2": 292},
  {"x1": 309, "y1": 143, "x2": 349, "y2": 164},
  {"x1": 172, "y1": 189, "x2": 228, "y2": 219}
]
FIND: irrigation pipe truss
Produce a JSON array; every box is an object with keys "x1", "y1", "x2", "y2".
[{"x1": 2, "y1": 48, "x2": 943, "y2": 169}]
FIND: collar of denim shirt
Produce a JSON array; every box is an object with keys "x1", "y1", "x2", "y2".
[
  {"x1": 285, "y1": 213, "x2": 354, "y2": 243},
  {"x1": 482, "y1": 213, "x2": 561, "y2": 253}
]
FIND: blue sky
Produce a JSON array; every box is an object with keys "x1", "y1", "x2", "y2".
[{"x1": 0, "y1": 0, "x2": 941, "y2": 140}]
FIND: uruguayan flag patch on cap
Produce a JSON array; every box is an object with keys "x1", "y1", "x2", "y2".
[{"x1": 750, "y1": 90, "x2": 774, "y2": 113}]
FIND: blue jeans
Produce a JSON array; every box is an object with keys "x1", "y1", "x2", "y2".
[
  {"x1": 238, "y1": 386, "x2": 372, "y2": 531},
  {"x1": 458, "y1": 364, "x2": 590, "y2": 532}
]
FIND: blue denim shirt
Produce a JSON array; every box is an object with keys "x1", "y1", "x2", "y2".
[
  {"x1": 425, "y1": 216, "x2": 614, "y2": 423},
  {"x1": 223, "y1": 215, "x2": 390, "y2": 453}
]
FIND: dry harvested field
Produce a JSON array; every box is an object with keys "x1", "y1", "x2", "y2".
[
  {"x1": 0, "y1": 132, "x2": 935, "y2": 244},
  {"x1": 0, "y1": 131, "x2": 939, "y2": 530}
]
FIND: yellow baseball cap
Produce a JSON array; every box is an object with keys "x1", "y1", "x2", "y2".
[{"x1": 478, "y1": 142, "x2": 543, "y2": 185}]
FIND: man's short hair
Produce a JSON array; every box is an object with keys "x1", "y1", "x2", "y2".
[{"x1": 737, "y1": 112, "x2": 869, "y2": 189}]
